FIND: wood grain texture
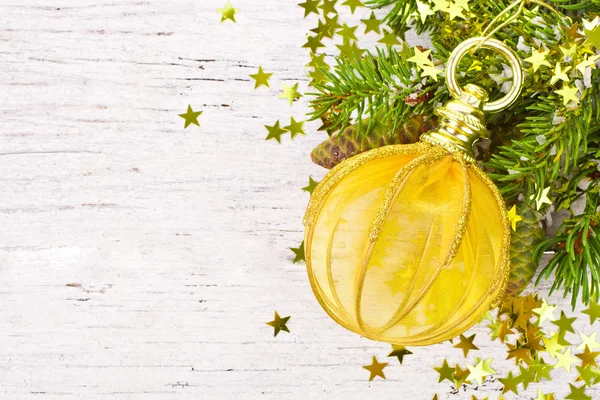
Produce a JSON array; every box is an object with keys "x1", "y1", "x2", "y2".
[{"x1": 0, "y1": 1, "x2": 596, "y2": 399}]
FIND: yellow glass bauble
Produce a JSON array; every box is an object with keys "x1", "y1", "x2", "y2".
[{"x1": 303, "y1": 78, "x2": 517, "y2": 345}]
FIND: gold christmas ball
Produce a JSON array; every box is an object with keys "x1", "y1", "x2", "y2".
[{"x1": 303, "y1": 140, "x2": 511, "y2": 346}]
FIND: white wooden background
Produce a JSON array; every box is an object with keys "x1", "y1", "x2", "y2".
[{"x1": 0, "y1": 1, "x2": 596, "y2": 399}]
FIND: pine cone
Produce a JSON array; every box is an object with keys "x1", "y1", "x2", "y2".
[
  {"x1": 310, "y1": 114, "x2": 437, "y2": 169},
  {"x1": 505, "y1": 206, "x2": 547, "y2": 298}
]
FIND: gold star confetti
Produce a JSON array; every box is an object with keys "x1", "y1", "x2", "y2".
[
  {"x1": 361, "y1": 12, "x2": 382, "y2": 34},
  {"x1": 290, "y1": 241, "x2": 305, "y2": 263},
  {"x1": 250, "y1": 66, "x2": 273, "y2": 89},
  {"x1": 578, "y1": 332, "x2": 600, "y2": 351},
  {"x1": 431, "y1": 0, "x2": 448, "y2": 12},
  {"x1": 507, "y1": 205, "x2": 522, "y2": 231},
  {"x1": 524, "y1": 47, "x2": 552, "y2": 72},
  {"x1": 264, "y1": 121, "x2": 287, "y2": 143},
  {"x1": 445, "y1": 1, "x2": 465, "y2": 20},
  {"x1": 302, "y1": 177, "x2": 320, "y2": 194},
  {"x1": 298, "y1": 0, "x2": 320, "y2": 17},
  {"x1": 342, "y1": 0, "x2": 364, "y2": 14},
  {"x1": 336, "y1": 39, "x2": 365, "y2": 58},
  {"x1": 453, "y1": 364, "x2": 471, "y2": 386},
  {"x1": 552, "y1": 310, "x2": 577, "y2": 336},
  {"x1": 506, "y1": 340, "x2": 533, "y2": 365},
  {"x1": 266, "y1": 311, "x2": 290, "y2": 336},
  {"x1": 466, "y1": 358, "x2": 494, "y2": 385},
  {"x1": 217, "y1": 1, "x2": 239, "y2": 23},
  {"x1": 549, "y1": 63, "x2": 571, "y2": 85},
  {"x1": 575, "y1": 54, "x2": 600, "y2": 75},
  {"x1": 454, "y1": 333, "x2": 479, "y2": 357},
  {"x1": 408, "y1": 47, "x2": 434, "y2": 68},
  {"x1": 319, "y1": 0, "x2": 337, "y2": 15},
  {"x1": 560, "y1": 43, "x2": 577, "y2": 58},
  {"x1": 499, "y1": 371, "x2": 521, "y2": 394},
  {"x1": 576, "y1": 346, "x2": 600, "y2": 369},
  {"x1": 533, "y1": 299, "x2": 557, "y2": 324},
  {"x1": 582, "y1": 300, "x2": 600, "y2": 324},
  {"x1": 421, "y1": 65, "x2": 442, "y2": 81},
  {"x1": 519, "y1": 364, "x2": 536, "y2": 389},
  {"x1": 303, "y1": 35, "x2": 325, "y2": 53},
  {"x1": 530, "y1": 355, "x2": 553, "y2": 381},
  {"x1": 434, "y1": 359, "x2": 455, "y2": 383},
  {"x1": 279, "y1": 83, "x2": 303, "y2": 105},
  {"x1": 556, "y1": 83, "x2": 580, "y2": 106},
  {"x1": 535, "y1": 390, "x2": 555, "y2": 400},
  {"x1": 283, "y1": 117, "x2": 305, "y2": 138},
  {"x1": 529, "y1": 186, "x2": 552, "y2": 210},
  {"x1": 338, "y1": 23, "x2": 358, "y2": 41},
  {"x1": 388, "y1": 344, "x2": 412, "y2": 364},
  {"x1": 566, "y1": 383, "x2": 591, "y2": 400},
  {"x1": 554, "y1": 347, "x2": 577, "y2": 373},
  {"x1": 575, "y1": 365, "x2": 598, "y2": 387},
  {"x1": 454, "y1": 0, "x2": 470, "y2": 10},
  {"x1": 363, "y1": 356, "x2": 388, "y2": 381},
  {"x1": 416, "y1": 0, "x2": 434, "y2": 23},
  {"x1": 378, "y1": 29, "x2": 401, "y2": 46},
  {"x1": 584, "y1": 18, "x2": 600, "y2": 49},
  {"x1": 543, "y1": 333, "x2": 565, "y2": 358},
  {"x1": 311, "y1": 19, "x2": 336, "y2": 39},
  {"x1": 178, "y1": 105, "x2": 202, "y2": 129}
]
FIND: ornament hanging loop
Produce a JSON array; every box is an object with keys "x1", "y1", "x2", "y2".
[{"x1": 446, "y1": 37, "x2": 523, "y2": 112}]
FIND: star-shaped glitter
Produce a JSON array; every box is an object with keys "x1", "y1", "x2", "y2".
[
  {"x1": 250, "y1": 66, "x2": 273, "y2": 89},
  {"x1": 576, "y1": 346, "x2": 600, "y2": 369},
  {"x1": 550, "y1": 64, "x2": 571, "y2": 85},
  {"x1": 524, "y1": 47, "x2": 552, "y2": 72},
  {"x1": 466, "y1": 358, "x2": 494, "y2": 385},
  {"x1": 583, "y1": 300, "x2": 600, "y2": 324},
  {"x1": 575, "y1": 55, "x2": 600, "y2": 75},
  {"x1": 303, "y1": 35, "x2": 325, "y2": 53},
  {"x1": 556, "y1": 83, "x2": 580, "y2": 106},
  {"x1": 298, "y1": 0, "x2": 320, "y2": 17},
  {"x1": 336, "y1": 39, "x2": 365, "y2": 58},
  {"x1": 363, "y1": 356, "x2": 388, "y2": 381},
  {"x1": 421, "y1": 65, "x2": 442, "y2": 81},
  {"x1": 454, "y1": 0, "x2": 470, "y2": 10},
  {"x1": 431, "y1": 0, "x2": 449, "y2": 12},
  {"x1": 434, "y1": 359, "x2": 455, "y2": 383},
  {"x1": 266, "y1": 311, "x2": 290, "y2": 337},
  {"x1": 279, "y1": 83, "x2": 303, "y2": 105},
  {"x1": 506, "y1": 341, "x2": 534, "y2": 365},
  {"x1": 342, "y1": 0, "x2": 364, "y2": 13},
  {"x1": 529, "y1": 186, "x2": 552, "y2": 210},
  {"x1": 576, "y1": 365, "x2": 598, "y2": 387},
  {"x1": 552, "y1": 310, "x2": 577, "y2": 336},
  {"x1": 408, "y1": 47, "x2": 434, "y2": 68},
  {"x1": 560, "y1": 43, "x2": 577, "y2": 58},
  {"x1": 507, "y1": 205, "x2": 522, "y2": 231},
  {"x1": 178, "y1": 105, "x2": 202, "y2": 128},
  {"x1": 311, "y1": 19, "x2": 336, "y2": 39},
  {"x1": 519, "y1": 364, "x2": 536, "y2": 390},
  {"x1": 578, "y1": 332, "x2": 600, "y2": 351},
  {"x1": 445, "y1": 2, "x2": 465, "y2": 20},
  {"x1": 535, "y1": 390, "x2": 555, "y2": 400},
  {"x1": 387, "y1": 344, "x2": 412, "y2": 364},
  {"x1": 415, "y1": 0, "x2": 434, "y2": 23},
  {"x1": 302, "y1": 177, "x2": 320, "y2": 194},
  {"x1": 530, "y1": 355, "x2": 553, "y2": 381},
  {"x1": 499, "y1": 371, "x2": 521, "y2": 394},
  {"x1": 319, "y1": 0, "x2": 337, "y2": 15},
  {"x1": 264, "y1": 121, "x2": 287, "y2": 143},
  {"x1": 378, "y1": 29, "x2": 401, "y2": 46},
  {"x1": 554, "y1": 348, "x2": 577, "y2": 373},
  {"x1": 283, "y1": 117, "x2": 305, "y2": 139},
  {"x1": 566, "y1": 383, "x2": 591, "y2": 400},
  {"x1": 453, "y1": 364, "x2": 471, "y2": 386},
  {"x1": 543, "y1": 333, "x2": 565, "y2": 358},
  {"x1": 290, "y1": 241, "x2": 305, "y2": 263},
  {"x1": 533, "y1": 299, "x2": 557, "y2": 324},
  {"x1": 217, "y1": 1, "x2": 239, "y2": 23},
  {"x1": 337, "y1": 23, "x2": 358, "y2": 41},
  {"x1": 454, "y1": 334, "x2": 479, "y2": 357},
  {"x1": 584, "y1": 18, "x2": 600, "y2": 49},
  {"x1": 361, "y1": 12, "x2": 382, "y2": 34}
]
